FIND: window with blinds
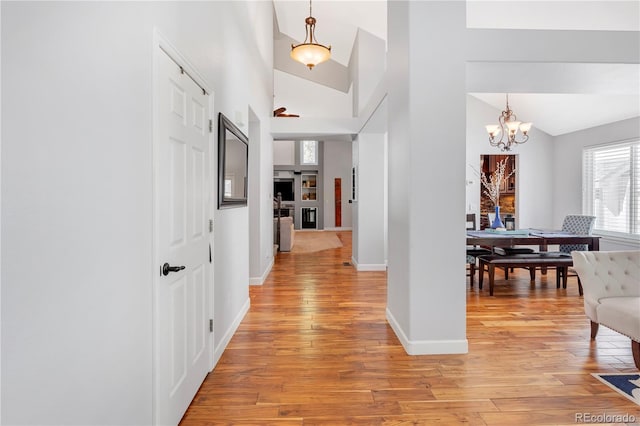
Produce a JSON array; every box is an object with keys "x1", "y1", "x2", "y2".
[{"x1": 583, "y1": 139, "x2": 639, "y2": 237}]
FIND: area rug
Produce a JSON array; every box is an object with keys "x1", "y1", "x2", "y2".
[
  {"x1": 290, "y1": 231, "x2": 343, "y2": 254},
  {"x1": 592, "y1": 373, "x2": 640, "y2": 406}
]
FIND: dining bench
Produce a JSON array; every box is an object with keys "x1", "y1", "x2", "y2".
[{"x1": 477, "y1": 253, "x2": 580, "y2": 296}]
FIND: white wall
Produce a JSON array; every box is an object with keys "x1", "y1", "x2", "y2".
[
  {"x1": 387, "y1": 1, "x2": 468, "y2": 355},
  {"x1": 323, "y1": 140, "x2": 353, "y2": 229},
  {"x1": 273, "y1": 139, "x2": 295, "y2": 165},
  {"x1": 351, "y1": 94, "x2": 387, "y2": 270},
  {"x1": 352, "y1": 140, "x2": 360, "y2": 260},
  {"x1": 212, "y1": 0, "x2": 274, "y2": 362},
  {"x1": 274, "y1": 69, "x2": 353, "y2": 118},
  {"x1": 352, "y1": 132, "x2": 386, "y2": 270},
  {"x1": 466, "y1": 95, "x2": 555, "y2": 229},
  {"x1": 386, "y1": 0, "x2": 411, "y2": 345},
  {"x1": 248, "y1": 105, "x2": 275, "y2": 286},
  {"x1": 350, "y1": 29, "x2": 387, "y2": 117},
  {"x1": 347, "y1": 20, "x2": 388, "y2": 268},
  {"x1": 553, "y1": 117, "x2": 640, "y2": 250},
  {"x1": 1, "y1": 1, "x2": 273, "y2": 424},
  {"x1": 3, "y1": 4, "x2": 154, "y2": 423}
]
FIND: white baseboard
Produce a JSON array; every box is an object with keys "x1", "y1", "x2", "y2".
[
  {"x1": 213, "y1": 297, "x2": 250, "y2": 365},
  {"x1": 324, "y1": 227, "x2": 353, "y2": 231},
  {"x1": 351, "y1": 256, "x2": 387, "y2": 271},
  {"x1": 386, "y1": 308, "x2": 468, "y2": 355},
  {"x1": 249, "y1": 257, "x2": 274, "y2": 285}
]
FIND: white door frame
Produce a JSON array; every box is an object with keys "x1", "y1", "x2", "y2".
[{"x1": 151, "y1": 29, "x2": 215, "y2": 424}]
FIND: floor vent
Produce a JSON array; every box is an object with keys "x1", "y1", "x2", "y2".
[{"x1": 342, "y1": 262, "x2": 352, "y2": 266}]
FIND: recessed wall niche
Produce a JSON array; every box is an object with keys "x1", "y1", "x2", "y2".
[{"x1": 479, "y1": 154, "x2": 517, "y2": 229}]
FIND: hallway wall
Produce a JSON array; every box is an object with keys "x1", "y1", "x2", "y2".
[
  {"x1": 323, "y1": 140, "x2": 353, "y2": 229},
  {"x1": 1, "y1": 2, "x2": 273, "y2": 424}
]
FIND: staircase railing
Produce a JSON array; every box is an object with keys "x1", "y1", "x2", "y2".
[{"x1": 274, "y1": 193, "x2": 282, "y2": 250}]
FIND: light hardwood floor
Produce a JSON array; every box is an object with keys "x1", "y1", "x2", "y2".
[{"x1": 182, "y1": 231, "x2": 640, "y2": 425}]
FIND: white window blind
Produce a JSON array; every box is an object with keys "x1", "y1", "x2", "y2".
[{"x1": 583, "y1": 140, "x2": 639, "y2": 237}]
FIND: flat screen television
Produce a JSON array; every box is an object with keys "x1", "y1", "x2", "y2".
[{"x1": 274, "y1": 179, "x2": 294, "y2": 201}]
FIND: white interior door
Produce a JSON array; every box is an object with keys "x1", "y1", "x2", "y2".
[{"x1": 154, "y1": 48, "x2": 211, "y2": 425}]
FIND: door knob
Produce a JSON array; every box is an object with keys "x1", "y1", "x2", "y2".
[{"x1": 162, "y1": 263, "x2": 185, "y2": 276}]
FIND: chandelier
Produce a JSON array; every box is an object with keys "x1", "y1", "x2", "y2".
[
  {"x1": 290, "y1": 0, "x2": 331, "y2": 70},
  {"x1": 485, "y1": 94, "x2": 532, "y2": 151}
]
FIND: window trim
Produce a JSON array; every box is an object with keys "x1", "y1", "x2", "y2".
[
  {"x1": 593, "y1": 230, "x2": 640, "y2": 245},
  {"x1": 582, "y1": 137, "x2": 639, "y2": 239}
]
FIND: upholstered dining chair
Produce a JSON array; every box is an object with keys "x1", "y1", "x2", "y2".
[
  {"x1": 466, "y1": 213, "x2": 491, "y2": 288},
  {"x1": 555, "y1": 214, "x2": 596, "y2": 288},
  {"x1": 526, "y1": 214, "x2": 597, "y2": 288},
  {"x1": 559, "y1": 214, "x2": 597, "y2": 253}
]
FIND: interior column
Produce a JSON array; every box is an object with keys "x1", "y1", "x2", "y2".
[{"x1": 386, "y1": 1, "x2": 468, "y2": 354}]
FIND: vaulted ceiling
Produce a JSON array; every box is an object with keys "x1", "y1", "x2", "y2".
[{"x1": 273, "y1": 0, "x2": 640, "y2": 136}]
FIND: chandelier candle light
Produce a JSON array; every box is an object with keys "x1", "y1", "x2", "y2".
[
  {"x1": 290, "y1": 0, "x2": 331, "y2": 70},
  {"x1": 485, "y1": 94, "x2": 532, "y2": 152}
]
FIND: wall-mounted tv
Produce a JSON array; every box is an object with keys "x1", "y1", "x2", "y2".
[{"x1": 274, "y1": 179, "x2": 294, "y2": 201}]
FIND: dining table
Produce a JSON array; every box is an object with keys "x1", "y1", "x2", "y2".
[
  {"x1": 467, "y1": 229, "x2": 600, "y2": 276},
  {"x1": 466, "y1": 229, "x2": 600, "y2": 252}
]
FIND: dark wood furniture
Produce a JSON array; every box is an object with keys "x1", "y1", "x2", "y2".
[
  {"x1": 466, "y1": 230, "x2": 600, "y2": 252},
  {"x1": 466, "y1": 214, "x2": 492, "y2": 287},
  {"x1": 466, "y1": 230, "x2": 600, "y2": 295},
  {"x1": 478, "y1": 253, "x2": 579, "y2": 296}
]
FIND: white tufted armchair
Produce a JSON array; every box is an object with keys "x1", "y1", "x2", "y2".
[{"x1": 571, "y1": 250, "x2": 640, "y2": 369}]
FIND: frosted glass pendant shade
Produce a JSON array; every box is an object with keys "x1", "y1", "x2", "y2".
[
  {"x1": 290, "y1": 43, "x2": 331, "y2": 70},
  {"x1": 519, "y1": 122, "x2": 532, "y2": 134},
  {"x1": 485, "y1": 125, "x2": 501, "y2": 138},
  {"x1": 505, "y1": 120, "x2": 521, "y2": 134},
  {"x1": 290, "y1": 1, "x2": 331, "y2": 70}
]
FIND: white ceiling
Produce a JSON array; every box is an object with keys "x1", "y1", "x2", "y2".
[
  {"x1": 470, "y1": 93, "x2": 640, "y2": 136},
  {"x1": 274, "y1": 0, "x2": 387, "y2": 67},
  {"x1": 466, "y1": 0, "x2": 640, "y2": 32},
  {"x1": 273, "y1": 1, "x2": 640, "y2": 135}
]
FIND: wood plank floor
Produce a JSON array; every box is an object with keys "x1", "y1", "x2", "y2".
[{"x1": 182, "y1": 231, "x2": 640, "y2": 425}]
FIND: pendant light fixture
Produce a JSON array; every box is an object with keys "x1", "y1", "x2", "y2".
[
  {"x1": 290, "y1": 0, "x2": 331, "y2": 70},
  {"x1": 485, "y1": 94, "x2": 532, "y2": 151}
]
